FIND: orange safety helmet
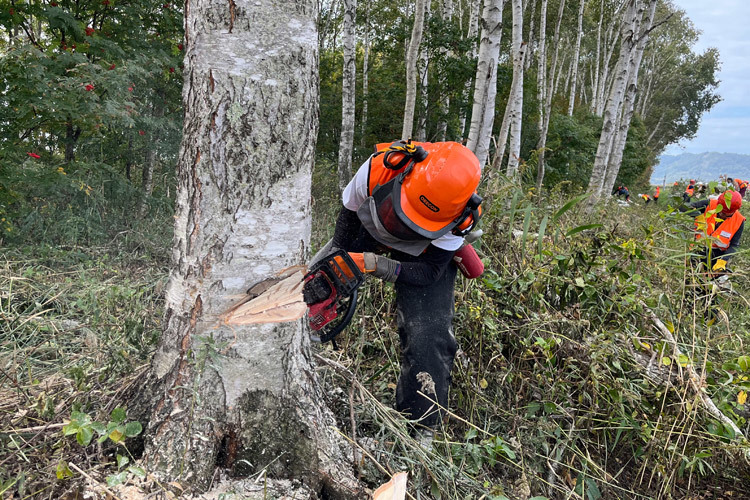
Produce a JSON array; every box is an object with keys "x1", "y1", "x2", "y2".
[
  {"x1": 719, "y1": 190, "x2": 742, "y2": 215},
  {"x1": 373, "y1": 141, "x2": 482, "y2": 239}
]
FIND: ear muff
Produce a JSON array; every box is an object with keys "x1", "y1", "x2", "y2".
[
  {"x1": 453, "y1": 193, "x2": 483, "y2": 236},
  {"x1": 382, "y1": 140, "x2": 428, "y2": 170}
]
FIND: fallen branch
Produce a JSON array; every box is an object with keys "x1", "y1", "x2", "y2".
[
  {"x1": 646, "y1": 307, "x2": 748, "y2": 447},
  {"x1": 68, "y1": 462, "x2": 122, "y2": 500}
]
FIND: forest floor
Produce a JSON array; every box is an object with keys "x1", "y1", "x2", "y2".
[{"x1": 2, "y1": 181, "x2": 750, "y2": 500}]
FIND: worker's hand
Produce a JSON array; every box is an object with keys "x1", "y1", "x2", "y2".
[
  {"x1": 348, "y1": 252, "x2": 377, "y2": 273},
  {"x1": 349, "y1": 252, "x2": 400, "y2": 282},
  {"x1": 712, "y1": 259, "x2": 727, "y2": 271}
]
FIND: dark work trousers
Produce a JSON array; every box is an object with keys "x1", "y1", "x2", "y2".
[{"x1": 394, "y1": 262, "x2": 458, "y2": 429}]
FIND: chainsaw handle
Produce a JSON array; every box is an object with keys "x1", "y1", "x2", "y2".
[{"x1": 312, "y1": 288, "x2": 358, "y2": 344}]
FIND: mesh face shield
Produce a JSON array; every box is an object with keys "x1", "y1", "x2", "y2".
[{"x1": 372, "y1": 174, "x2": 456, "y2": 241}]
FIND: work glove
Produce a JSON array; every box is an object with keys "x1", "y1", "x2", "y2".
[
  {"x1": 349, "y1": 252, "x2": 400, "y2": 283},
  {"x1": 712, "y1": 259, "x2": 727, "y2": 272}
]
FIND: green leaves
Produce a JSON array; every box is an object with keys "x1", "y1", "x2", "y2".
[{"x1": 62, "y1": 407, "x2": 142, "y2": 447}]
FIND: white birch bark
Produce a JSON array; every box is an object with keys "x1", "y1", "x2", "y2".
[
  {"x1": 458, "y1": 0, "x2": 483, "y2": 140},
  {"x1": 136, "y1": 1, "x2": 360, "y2": 495},
  {"x1": 595, "y1": 3, "x2": 622, "y2": 116},
  {"x1": 505, "y1": 0, "x2": 525, "y2": 177},
  {"x1": 415, "y1": 0, "x2": 432, "y2": 140},
  {"x1": 567, "y1": 0, "x2": 586, "y2": 115},
  {"x1": 534, "y1": 0, "x2": 564, "y2": 190},
  {"x1": 466, "y1": 0, "x2": 505, "y2": 167},
  {"x1": 337, "y1": 0, "x2": 357, "y2": 192},
  {"x1": 590, "y1": 0, "x2": 604, "y2": 113},
  {"x1": 587, "y1": 0, "x2": 642, "y2": 201},
  {"x1": 360, "y1": 1, "x2": 370, "y2": 146},
  {"x1": 403, "y1": 0, "x2": 428, "y2": 140},
  {"x1": 524, "y1": 0, "x2": 537, "y2": 70},
  {"x1": 436, "y1": 0, "x2": 454, "y2": 141},
  {"x1": 602, "y1": 0, "x2": 658, "y2": 196}
]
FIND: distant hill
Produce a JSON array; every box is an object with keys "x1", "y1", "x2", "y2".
[{"x1": 651, "y1": 152, "x2": 750, "y2": 184}]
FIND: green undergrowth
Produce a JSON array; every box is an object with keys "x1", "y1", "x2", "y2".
[
  {"x1": 2, "y1": 163, "x2": 749, "y2": 499},
  {"x1": 0, "y1": 243, "x2": 168, "y2": 499}
]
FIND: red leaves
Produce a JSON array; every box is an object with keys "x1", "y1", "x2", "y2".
[
  {"x1": 85, "y1": 27, "x2": 95, "y2": 36},
  {"x1": 50, "y1": 2, "x2": 58, "y2": 5},
  {"x1": 27, "y1": 152, "x2": 41, "y2": 159},
  {"x1": 169, "y1": 67, "x2": 174, "y2": 73},
  {"x1": 85, "y1": 84, "x2": 95, "y2": 91},
  {"x1": 101, "y1": 0, "x2": 110, "y2": 5},
  {"x1": 109, "y1": 64, "x2": 116, "y2": 70},
  {"x1": 128, "y1": 86, "x2": 133, "y2": 92},
  {"x1": 9, "y1": 8, "x2": 14, "y2": 15},
  {"x1": 139, "y1": 130, "x2": 145, "y2": 136},
  {"x1": 177, "y1": 43, "x2": 183, "y2": 51}
]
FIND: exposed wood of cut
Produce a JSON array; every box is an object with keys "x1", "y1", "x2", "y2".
[
  {"x1": 222, "y1": 270, "x2": 307, "y2": 325},
  {"x1": 372, "y1": 471, "x2": 408, "y2": 500}
]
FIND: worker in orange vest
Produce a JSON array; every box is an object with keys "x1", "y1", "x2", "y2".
[
  {"x1": 653, "y1": 185, "x2": 661, "y2": 204},
  {"x1": 683, "y1": 180, "x2": 696, "y2": 203},
  {"x1": 688, "y1": 190, "x2": 745, "y2": 271}
]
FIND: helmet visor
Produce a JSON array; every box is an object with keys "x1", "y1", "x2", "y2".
[{"x1": 373, "y1": 176, "x2": 455, "y2": 240}]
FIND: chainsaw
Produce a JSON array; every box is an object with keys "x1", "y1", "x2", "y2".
[{"x1": 302, "y1": 250, "x2": 365, "y2": 347}]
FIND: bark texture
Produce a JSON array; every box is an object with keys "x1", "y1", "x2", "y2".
[
  {"x1": 337, "y1": 0, "x2": 357, "y2": 192},
  {"x1": 504, "y1": 0, "x2": 525, "y2": 177},
  {"x1": 402, "y1": 0, "x2": 428, "y2": 140},
  {"x1": 133, "y1": 1, "x2": 361, "y2": 497},
  {"x1": 466, "y1": 0, "x2": 505, "y2": 167}
]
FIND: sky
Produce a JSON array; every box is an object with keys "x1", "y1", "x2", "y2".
[{"x1": 664, "y1": 0, "x2": 750, "y2": 156}]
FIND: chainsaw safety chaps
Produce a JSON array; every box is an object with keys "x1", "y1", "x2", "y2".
[{"x1": 395, "y1": 262, "x2": 458, "y2": 429}]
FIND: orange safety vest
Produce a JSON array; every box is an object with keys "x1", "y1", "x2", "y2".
[
  {"x1": 655, "y1": 186, "x2": 660, "y2": 197},
  {"x1": 686, "y1": 185, "x2": 695, "y2": 196},
  {"x1": 695, "y1": 198, "x2": 746, "y2": 249}
]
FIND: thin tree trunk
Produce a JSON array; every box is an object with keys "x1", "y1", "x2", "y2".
[
  {"x1": 134, "y1": 1, "x2": 360, "y2": 495},
  {"x1": 567, "y1": 0, "x2": 585, "y2": 115},
  {"x1": 505, "y1": 0, "x2": 525, "y2": 177},
  {"x1": 436, "y1": 0, "x2": 454, "y2": 141},
  {"x1": 337, "y1": 0, "x2": 357, "y2": 192},
  {"x1": 360, "y1": 1, "x2": 370, "y2": 147},
  {"x1": 602, "y1": 0, "x2": 658, "y2": 196},
  {"x1": 458, "y1": 0, "x2": 483, "y2": 140},
  {"x1": 403, "y1": 0, "x2": 428, "y2": 140},
  {"x1": 534, "y1": 0, "x2": 564, "y2": 191},
  {"x1": 466, "y1": 0, "x2": 505, "y2": 167},
  {"x1": 595, "y1": 4, "x2": 621, "y2": 116},
  {"x1": 587, "y1": 0, "x2": 641, "y2": 201},
  {"x1": 415, "y1": 0, "x2": 432, "y2": 141},
  {"x1": 590, "y1": 0, "x2": 604, "y2": 113},
  {"x1": 534, "y1": 0, "x2": 548, "y2": 189},
  {"x1": 524, "y1": 0, "x2": 537, "y2": 71}
]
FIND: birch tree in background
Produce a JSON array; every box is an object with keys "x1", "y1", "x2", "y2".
[
  {"x1": 436, "y1": 0, "x2": 455, "y2": 141},
  {"x1": 415, "y1": 0, "x2": 432, "y2": 140},
  {"x1": 466, "y1": 0, "x2": 505, "y2": 167},
  {"x1": 587, "y1": 0, "x2": 643, "y2": 201},
  {"x1": 505, "y1": 0, "x2": 526, "y2": 177},
  {"x1": 337, "y1": 0, "x2": 357, "y2": 192},
  {"x1": 602, "y1": 0, "x2": 658, "y2": 195},
  {"x1": 532, "y1": 0, "x2": 563, "y2": 189},
  {"x1": 458, "y1": 0, "x2": 483, "y2": 140},
  {"x1": 135, "y1": 0, "x2": 360, "y2": 494},
  {"x1": 403, "y1": 0, "x2": 428, "y2": 140},
  {"x1": 360, "y1": 1, "x2": 370, "y2": 147},
  {"x1": 567, "y1": 0, "x2": 586, "y2": 115}
]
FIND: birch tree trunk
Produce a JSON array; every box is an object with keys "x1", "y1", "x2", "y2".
[
  {"x1": 337, "y1": 0, "x2": 357, "y2": 192},
  {"x1": 466, "y1": 0, "x2": 505, "y2": 167},
  {"x1": 436, "y1": 0, "x2": 454, "y2": 141},
  {"x1": 133, "y1": 1, "x2": 360, "y2": 496},
  {"x1": 602, "y1": 0, "x2": 658, "y2": 196},
  {"x1": 534, "y1": 0, "x2": 564, "y2": 190},
  {"x1": 458, "y1": 0, "x2": 483, "y2": 140},
  {"x1": 594, "y1": 3, "x2": 621, "y2": 116},
  {"x1": 403, "y1": 0, "x2": 428, "y2": 140},
  {"x1": 360, "y1": 1, "x2": 370, "y2": 147},
  {"x1": 587, "y1": 0, "x2": 642, "y2": 201},
  {"x1": 534, "y1": 0, "x2": 548, "y2": 188},
  {"x1": 505, "y1": 0, "x2": 525, "y2": 177},
  {"x1": 567, "y1": 0, "x2": 586, "y2": 115},
  {"x1": 590, "y1": 0, "x2": 604, "y2": 113},
  {"x1": 415, "y1": 0, "x2": 432, "y2": 141}
]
